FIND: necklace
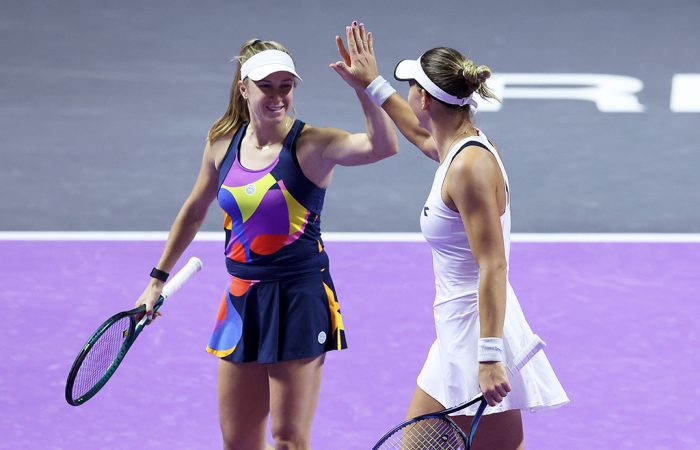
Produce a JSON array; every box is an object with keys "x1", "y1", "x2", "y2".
[
  {"x1": 251, "y1": 118, "x2": 292, "y2": 151},
  {"x1": 445, "y1": 125, "x2": 477, "y2": 152}
]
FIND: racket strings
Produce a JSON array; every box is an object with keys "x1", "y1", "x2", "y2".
[
  {"x1": 71, "y1": 316, "x2": 132, "y2": 400},
  {"x1": 377, "y1": 417, "x2": 466, "y2": 449}
]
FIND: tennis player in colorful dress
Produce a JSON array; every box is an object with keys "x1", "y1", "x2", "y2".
[
  {"x1": 135, "y1": 37, "x2": 398, "y2": 449},
  {"x1": 332, "y1": 22, "x2": 568, "y2": 449}
]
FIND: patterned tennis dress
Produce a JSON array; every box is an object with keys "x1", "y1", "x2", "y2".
[{"x1": 206, "y1": 120, "x2": 347, "y2": 363}]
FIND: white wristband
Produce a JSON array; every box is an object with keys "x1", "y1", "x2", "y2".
[
  {"x1": 364, "y1": 75, "x2": 396, "y2": 107},
  {"x1": 478, "y1": 337, "x2": 504, "y2": 362}
]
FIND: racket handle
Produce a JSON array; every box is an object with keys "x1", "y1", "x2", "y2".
[
  {"x1": 506, "y1": 334, "x2": 546, "y2": 376},
  {"x1": 161, "y1": 257, "x2": 203, "y2": 299},
  {"x1": 461, "y1": 341, "x2": 544, "y2": 450},
  {"x1": 463, "y1": 335, "x2": 547, "y2": 406}
]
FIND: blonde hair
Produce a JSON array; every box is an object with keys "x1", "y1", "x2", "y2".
[
  {"x1": 207, "y1": 39, "x2": 292, "y2": 143},
  {"x1": 420, "y1": 47, "x2": 499, "y2": 109}
]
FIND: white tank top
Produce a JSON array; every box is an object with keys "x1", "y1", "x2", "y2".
[{"x1": 419, "y1": 130, "x2": 511, "y2": 306}]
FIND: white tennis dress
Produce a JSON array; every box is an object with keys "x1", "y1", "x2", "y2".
[{"x1": 417, "y1": 130, "x2": 569, "y2": 416}]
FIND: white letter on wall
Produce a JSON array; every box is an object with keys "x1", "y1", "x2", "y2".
[
  {"x1": 476, "y1": 74, "x2": 645, "y2": 112},
  {"x1": 671, "y1": 74, "x2": 700, "y2": 112}
]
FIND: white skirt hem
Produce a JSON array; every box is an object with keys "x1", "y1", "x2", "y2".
[{"x1": 416, "y1": 283, "x2": 569, "y2": 417}]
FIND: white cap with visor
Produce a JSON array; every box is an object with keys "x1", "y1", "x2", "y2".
[
  {"x1": 240, "y1": 50, "x2": 302, "y2": 82},
  {"x1": 394, "y1": 55, "x2": 478, "y2": 110}
]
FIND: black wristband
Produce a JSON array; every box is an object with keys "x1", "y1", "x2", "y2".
[{"x1": 150, "y1": 267, "x2": 169, "y2": 282}]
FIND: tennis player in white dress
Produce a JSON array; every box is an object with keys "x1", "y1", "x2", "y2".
[{"x1": 331, "y1": 22, "x2": 568, "y2": 448}]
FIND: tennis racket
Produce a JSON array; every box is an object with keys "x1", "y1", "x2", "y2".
[
  {"x1": 65, "y1": 257, "x2": 203, "y2": 406},
  {"x1": 372, "y1": 334, "x2": 546, "y2": 450}
]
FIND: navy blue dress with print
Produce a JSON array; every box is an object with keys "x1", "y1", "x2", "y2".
[{"x1": 206, "y1": 120, "x2": 347, "y2": 363}]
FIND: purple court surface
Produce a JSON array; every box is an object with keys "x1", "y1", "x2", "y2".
[{"x1": 1, "y1": 239, "x2": 698, "y2": 449}]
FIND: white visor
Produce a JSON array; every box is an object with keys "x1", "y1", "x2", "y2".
[
  {"x1": 240, "y1": 49, "x2": 302, "y2": 82},
  {"x1": 394, "y1": 56, "x2": 477, "y2": 109}
]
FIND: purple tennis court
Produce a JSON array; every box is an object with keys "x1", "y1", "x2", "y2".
[
  {"x1": 1, "y1": 238, "x2": 698, "y2": 449},
  {"x1": 3, "y1": 0, "x2": 699, "y2": 448}
]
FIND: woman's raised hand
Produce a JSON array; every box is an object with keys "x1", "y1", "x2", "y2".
[{"x1": 330, "y1": 21, "x2": 379, "y2": 90}]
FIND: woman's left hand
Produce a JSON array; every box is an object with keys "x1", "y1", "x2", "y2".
[
  {"x1": 478, "y1": 362, "x2": 512, "y2": 407},
  {"x1": 330, "y1": 21, "x2": 379, "y2": 90}
]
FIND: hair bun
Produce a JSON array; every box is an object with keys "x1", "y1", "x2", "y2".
[
  {"x1": 461, "y1": 61, "x2": 492, "y2": 86},
  {"x1": 475, "y1": 65, "x2": 492, "y2": 83}
]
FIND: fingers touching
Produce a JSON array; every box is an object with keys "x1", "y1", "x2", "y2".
[
  {"x1": 331, "y1": 21, "x2": 379, "y2": 89},
  {"x1": 338, "y1": 21, "x2": 370, "y2": 60}
]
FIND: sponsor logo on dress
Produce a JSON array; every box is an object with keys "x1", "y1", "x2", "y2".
[
  {"x1": 317, "y1": 331, "x2": 327, "y2": 344},
  {"x1": 245, "y1": 184, "x2": 256, "y2": 195}
]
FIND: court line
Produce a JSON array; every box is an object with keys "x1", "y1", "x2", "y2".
[{"x1": 1, "y1": 231, "x2": 700, "y2": 243}]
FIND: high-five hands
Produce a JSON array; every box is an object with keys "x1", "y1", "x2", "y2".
[{"x1": 330, "y1": 21, "x2": 380, "y2": 90}]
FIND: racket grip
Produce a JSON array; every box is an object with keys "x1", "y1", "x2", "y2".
[
  {"x1": 161, "y1": 257, "x2": 203, "y2": 300},
  {"x1": 464, "y1": 335, "x2": 546, "y2": 404},
  {"x1": 506, "y1": 334, "x2": 546, "y2": 376}
]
